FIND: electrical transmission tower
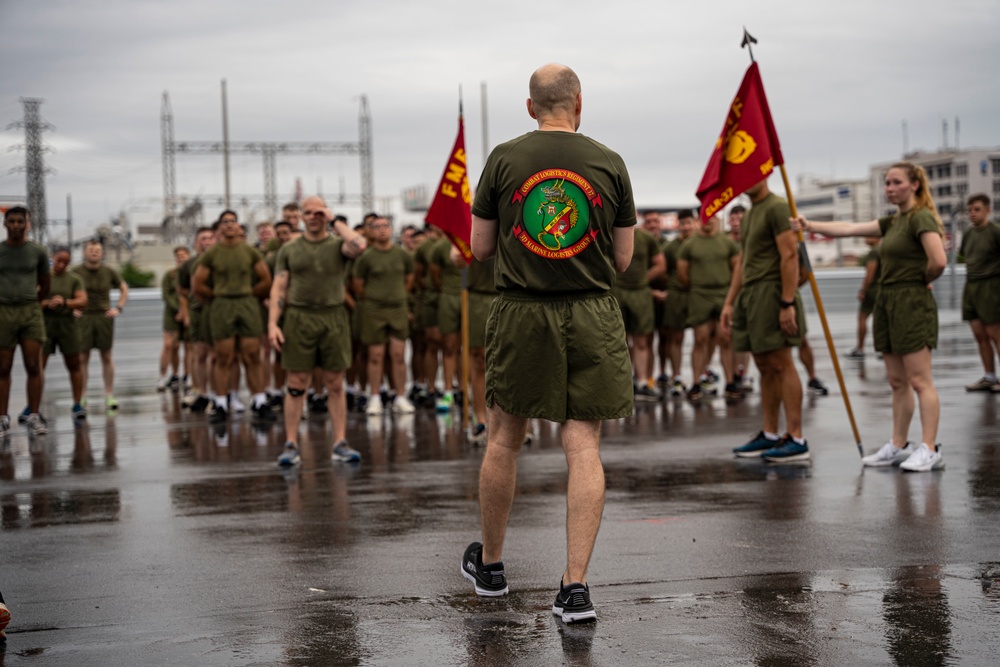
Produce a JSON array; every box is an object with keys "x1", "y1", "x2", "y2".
[
  {"x1": 161, "y1": 89, "x2": 374, "y2": 241},
  {"x1": 7, "y1": 97, "x2": 53, "y2": 244}
]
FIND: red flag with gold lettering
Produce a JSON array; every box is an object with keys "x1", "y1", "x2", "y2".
[
  {"x1": 425, "y1": 112, "x2": 473, "y2": 263},
  {"x1": 695, "y1": 62, "x2": 784, "y2": 224}
]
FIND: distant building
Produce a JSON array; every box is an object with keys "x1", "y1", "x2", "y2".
[{"x1": 869, "y1": 147, "x2": 1000, "y2": 226}]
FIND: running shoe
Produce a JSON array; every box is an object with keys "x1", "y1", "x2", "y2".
[
  {"x1": 209, "y1": 405, "x2": 228, "y2": 424},
  {"x1": 706, "y1": 369, "x2": 720, "y2": 383},
  {"x1": 670, "y1": 379, "x2": 685, "y2": 397},
  {"x1": 699, "y1": 379, "x2": 717, "y2": 396},
  {"x1": 16, "y1": 406, "x2": 30, "y2": 424},
  {"x1": 899, "y1": 443, "x2": 944, "y2": 472},
  {"x1": 105, "y1": 395, "x2": 119, "y2": 410},
  {"x1": 724, "y1": 382, "x2": 745, "y2": 399},
  {"x1": 966, "y1": 377, "x2": 996, "y2": 392},
  {"x1": 393, "y1": 395, "x2": 416, "y2": 414},
  {"x1": 183, "y1": 375, "x2": 192, "y2": 390},
  {"x1": 435, "y1": 392, "x2": 454, "y2": 413},
  {"x1": 993, "y1": 382, "x2": 1000, "y2": 394},
  {"x1": 167, "y1": 375, "x2": 181, "y2": 391},
  {"x1": 252, "y1": 402, "x2": 278, "y2": 422},
  {"x1": 656, "y1": 373, "x2": 670, "y2": 386},
  {"x1": 277, "y1": 442, "x2": 301, "y2": 467},
  {"x1": 761, "y1": 435, "x2": 810, "y2": 462},
  {"x1": 733, "y1": 431, "x2": 780, "y2": 458},
  {"x1": 461, "y1": 541, "x2": 508, "y2": 597},
  {"x1": 468, "y1": 422, "x2": 487, "y2": 447},
  {"x1": 0, "y1": 415, "x2": 10, "y2": 438},
  {"x1": 156, "y1": 377, "x2": 169, "y2": 392},
  {"x1": 354, "y1": 394, "x2": 368, "y2": 414},
  {"x1": 229, "y1": 394, "x2": 246, "y2": 414},
  {"x1": 25, "y1": 413, "x2": 48, "y2": 436},
  {"x1": 634, "y1": 385, "x2": 661, "y2": 402},
  {"x1": 846, "y1": 348, "x2": 866, "y2": 359},
  {"x1": 807, "y1": 378, "x2": 829, "y2": 396},
  {"x1": 331, "y1": 439, "x2": 361, "y2": 463},
  {"x1": 72, "y1": 402, "x2": 87, "y2": 421},
  {"x1": 861, "y1": 441, "x2": 915, "y2": 467},
  {"x1": 686, "y1": 384, "x2": 703, "y2": 401},
  {"x1": 191, "y1": 395, "x2": 210, "y2": 413},
  {"x1": 310, "y1": 392, "x2": 329, "y2": 414},
  {"x1": 366, "y1": 394, "x2": 383, "y2": 416},
  {"x1": 552, "y1": 581, "x2": 597, "y2": 623}
]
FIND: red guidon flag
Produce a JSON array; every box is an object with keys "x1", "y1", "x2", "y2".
[
  {"x1": 695, "y1": 62, "x2": 784, "y2": 224},
  {"x1": 425, "y1": 111, "x2": 473, "y2": 263}
]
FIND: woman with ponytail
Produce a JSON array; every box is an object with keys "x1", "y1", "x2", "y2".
[{"x1": 793, "y1": 162, "x2": 947, "y2": 472}]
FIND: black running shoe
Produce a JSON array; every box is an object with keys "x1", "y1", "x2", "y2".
[
  {"x1": 461, "y1": 542, "x2": 508, "y2": 597},
  {"x1": 552, "y1": 581, "x2": 597, "y2": 623},
  {"x1": 191, "y1": 396, "x2": 210, "y2": 413},
  {"x1": 252, "y1": 402, "x2": 278, "y2": 422},
  {"x1": 209, "y1": 405, "x2": 228, "y2": 424}
]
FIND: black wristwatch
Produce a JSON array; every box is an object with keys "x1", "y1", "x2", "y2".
[{"x1": 779, "y1": 298, "x2": 795, "y2": 309}]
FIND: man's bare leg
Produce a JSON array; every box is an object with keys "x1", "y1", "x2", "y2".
[
  {"x1": 479, "y1": 405, "x2": 529, "y2": 564},
  {"x1": 561, "y1": 418, "x2": 604, "y2": 586},
  {"x1": 325, "y1": 370, "x2": 348, "y2": 443},
  {"x1": 99, "y1": 349, "x2": 115, "y2": 399}
]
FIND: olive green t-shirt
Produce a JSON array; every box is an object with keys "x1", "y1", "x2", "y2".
[
  {"x1": 197, "y1": 242, "x2": 263, "y2": 297},
  {"x1": 161, "y1": 269, "x2": 180, "y2": 311},
  {"x1": 468, "y1": 257, "x2": 498, "y2": 294},
  {"x1": 352, "y1": 245, "x2": 414, "y2": 306},
  {"x1": 177, "y1": 255, "x2": 209, "y2": 310},
  {"x1": 275, "y1": 234, "x2": 347, "y2": 309},
  {"x1": 72, "y1": 263, "x2": 123, "y2": 313},
  {"x1": 740, "y1": 193, "x2": 793, "y2": 285},
  {"x1": 960, "y1": 222, "x2": 1000, "y2": 281},
  {"x1": 679, "y1": 232, "x2": 739, "y2": 289},
  {"x1": 47, "y1": 271, "x2": 84, "y2": 318},
  {"x1": 0, "y1": 241, "x2": 48, "y2": 305},
  {"x1": 878, "y1": 209, "x2": 942, "y2": 286},
  {"x1": 431, "y1": 237, "x2": 463, "y2": 296},
  {"x1": 413, "y1": 237, "x2": 439, "y2": 296},
  {"x1": 663, "y1": 237, "x2": 688, "y2": 292},
  {"x1": 472, "y1": 130, "x2": 636, "y2": 293},
  {"x1": 616, "y1": 227, "x2": 661, "y2": 290}
]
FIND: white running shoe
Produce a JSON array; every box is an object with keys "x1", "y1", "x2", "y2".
[
  {"x1": 899, "y1": 443, "x2": 944, "y2": 472},
  {"x1": 366, "y1": 393, "x2": 383, "y2": 416},
  {"x1": 862, "y1": 441, "x2": 915, "y2": 467},
  {"x1": 26, "y1": 413, "x2": 48, "y2": 436},
  {"x1": 392, "y1": 395, "x2": 415, "y2": 414},
  {"x1": 229, "y1": 394, "x2": 246, "y2": 414}
]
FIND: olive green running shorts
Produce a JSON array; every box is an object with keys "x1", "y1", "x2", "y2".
[
  {"x1": 661, "y1": 289, "x2": 689, "y2": 330},
  {"x1": 210, "y1": 296, "x2": 263, "y2": 340},
  {"x1": 80, "y1": 312, "x2": 115, "y2": 351},
  {"x1": 611, "y1": 286, "x2": 655, "y2": 335},
  {"x1": 360, "y1": 301, "x2": 409, "y2": 345},
  {"x1": 163, "y1": 307, "x2": 181, "y2": 333},
  {"x1": 281, "y1": 306, "x2": 351, "y2": 372},
  {"x1": 485, "y1": 291, "x2": 633, "y2": 422},
  {"x1": 873, "y1": 284, "x2": 938, "y2": 354},
  {"x1": 438, "y1": 292, "x2": 462, "y2": 335},
  {"x1": 0, "y1": 303, "x2": 45, "y2": 348},
  {"x1": 468, "y1": 291, "x2": 497, "y2": 348},
  {"x1": 962, "y1": 277, "x2": 1000, "y2": 324},
  {"x1": 419, "y1": 293, "x2": 440, "y2": 330},
  {"x1": 859, "y1": 287, "x2": 878, "y2": 315},
  {"x1": 732, "y1": 281, "x2": 805, "y2": 354},
  {"x1": 351, "y1": 301, "x2": 362, "y2": 341},
  {"x1": 686, "y1": 286, "x2": 728, "y2": 328},
  {"x1": 43, "y1": 316, "x2": 81, "y2": 356},
  {"x1": 189, "y1": 306, "x2": 211, "y2": 344}
]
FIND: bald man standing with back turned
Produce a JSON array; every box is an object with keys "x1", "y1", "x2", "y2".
[{"x1": 461, "y1": 63, "x2": 636, "y2": 624}]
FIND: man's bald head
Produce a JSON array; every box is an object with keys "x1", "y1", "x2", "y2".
[
  {"x1": 302, "y1": 195, "x2": 326, "y2": 210},
  {"x1": 528, "y1": 63, "x2": 581, "y2": 118}
]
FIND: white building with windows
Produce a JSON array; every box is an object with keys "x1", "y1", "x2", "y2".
[
  {"x1": 794, "y1": 176, "x2": 873, "y2": 267},
  {"x1": 869, "y1": 147, "x2": 1000, "y2": 224}
]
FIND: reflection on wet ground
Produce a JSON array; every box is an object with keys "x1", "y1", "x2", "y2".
[{"x1": 2, "y1": 311, "x2": 1000, "y2": 664}]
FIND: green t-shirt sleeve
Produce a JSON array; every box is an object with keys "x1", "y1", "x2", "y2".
[
  {"x1": 910, "y1": 209, "x2": 941, "y2": 237},
  {"x1": 471, "y1": 151, "x2": 500, "y2": 220},
  {"x1": 877, "y1": 215, "x2": 894, "y2": 238},
  {"x1": 110, "y1": 268, "x2": 123, "y2": 289},
  {"x1": 404, "y1": 250, "x2": 415, "y2": 275},
  {"x1": 612, "y1": 156, "x2": 637, "y2": 228},
  {"x1": 274, "y1": 244, "x2": 290, "y2": 273},
  {"x1": 37, "y1": 246, "x2": 50, "y2": 276},
  {"x1": 768, "y1": 198, "x2": 793, "y2": 237},
  {"x1": 352, "y1": 251, "x2": 368, "y2": 279}
]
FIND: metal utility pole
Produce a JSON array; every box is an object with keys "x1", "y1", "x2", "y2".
[
  {"x1": 8, "y1": 97, "x2": 53, "y2": 244},
  {"x1": 161, "y1": 92, "x2": 177, "y2": 231},
  {"x1": 359, "y1": 94, "x2": 374, "y2": 214},
  {"x1": 481, "y1": 81, "x2": 489, "y2": 164},
  {"x1": 221, "y1": 79, "x2": 232, "y2": 209}
]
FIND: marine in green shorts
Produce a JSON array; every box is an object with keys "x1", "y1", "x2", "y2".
[{"x1": 958, "y1": 195, "x2": 1000, "y2": 391}]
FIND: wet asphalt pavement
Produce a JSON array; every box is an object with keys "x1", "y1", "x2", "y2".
[{"x1": 2, "y1": 306, "x2": 999, "y2": 666}]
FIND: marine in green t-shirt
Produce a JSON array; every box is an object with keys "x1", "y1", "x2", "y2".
[
  {"x1": 959, "y1": 195, "x2": 1000, "y2": 387},
  {"x1": 877, "y1": 209, "x2": 942, "y2": 287},
  {"x1": 275, "y1": 234, "x2": 348, "y2": 309},
  {"x1": 352, "y1": 244, "x2": 414, "y2": 306}
]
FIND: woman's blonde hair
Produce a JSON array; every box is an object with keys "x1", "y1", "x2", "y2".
[{"x1": 889, "y1": 161, "x2": 944, "y2": 234}]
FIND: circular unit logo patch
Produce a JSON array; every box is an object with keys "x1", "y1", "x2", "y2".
[{"x1": 512, "y1": 169, "x2": 601, "y2": 259}]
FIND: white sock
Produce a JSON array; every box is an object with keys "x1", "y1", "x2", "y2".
[
  {"x1": 253, "y1": 392, "x2": 267, "y2": 408},
  {"x1": 764, "y1": 431, "x2": 780, "y2": 441},
  {"x1": 215, "y1": 395, "x2": 228, "y2": 409},
  {"x1": 986, "y1": 373, "x2": 998, "y2": 382}
]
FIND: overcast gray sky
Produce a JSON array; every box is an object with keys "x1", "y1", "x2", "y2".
[{"x1": 1, "y1": 0, "x2": 997, "y2": 240}]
